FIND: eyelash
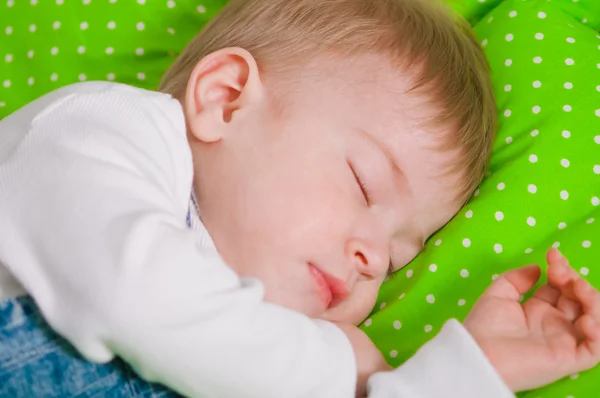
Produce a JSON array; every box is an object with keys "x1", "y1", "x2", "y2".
[{"x1": 349, "y1": 162, "x2": 371, "y2": 205}]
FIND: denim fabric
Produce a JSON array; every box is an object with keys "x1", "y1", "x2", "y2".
[{"x1": 0, "y1": 295, "x2": 183, "y2": 398}]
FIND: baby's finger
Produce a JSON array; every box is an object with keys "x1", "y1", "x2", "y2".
[
  {"x1": 547, "y1": 249, "x2": 580, "y2": 301},
  {"x1": 573, "y1": 277, "x2": 600, "y2": 320},
  {"x1": 575, "y1": 314, "x2": 600, "y2": 369},
  {"x1": 533, "y1": 284, "x2": 560, "y2": 306}
]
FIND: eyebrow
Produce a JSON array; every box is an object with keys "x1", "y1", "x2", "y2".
[{"x1": 356, "y1": 128, "x2": 426, "y2": 254}]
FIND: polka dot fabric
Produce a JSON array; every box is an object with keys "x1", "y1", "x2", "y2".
[
  {"x1": 0, "y1": 0, "x2": 227, "y2": 118},
  {"x1": 365, "y1": 1, "x2": 600, "y2": 397}
]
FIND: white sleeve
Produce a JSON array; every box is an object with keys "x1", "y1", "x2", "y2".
[
  {"x1": 367, "y1": 320, "x2": 514, "y2": 398},
  {"x1": 0, "y1": 89, "x2": 356, "y2": 398}
]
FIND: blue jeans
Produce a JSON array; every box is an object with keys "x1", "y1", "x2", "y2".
[{"x1": 0, "y1": 295, "x2": 182, "y2": 397}]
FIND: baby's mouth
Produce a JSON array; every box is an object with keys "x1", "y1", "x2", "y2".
[{"x1": 308, "y1": 264, "x2": 350, "y2": 310}]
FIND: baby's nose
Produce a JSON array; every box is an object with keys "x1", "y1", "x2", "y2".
[{"x1": 344, "y1": 237, "x2": 389, "y2": 280}]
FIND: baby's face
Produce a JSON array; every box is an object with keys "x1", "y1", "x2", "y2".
[{"x1": 192, "y1": 53, "x2": 464, "y2": 325}]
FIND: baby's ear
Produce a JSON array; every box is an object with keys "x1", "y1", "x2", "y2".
[{"x1": 184, "y1": 47, "x2": 263, "y2": 143}]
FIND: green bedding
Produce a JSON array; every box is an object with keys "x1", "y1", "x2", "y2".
[{"x1": 1, "y1": 0, "x2": 599, "y2": 396}]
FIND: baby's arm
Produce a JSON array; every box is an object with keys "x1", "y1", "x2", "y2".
[{"x1": 0, "y1": 88, "x2": 355, "y2": 398}]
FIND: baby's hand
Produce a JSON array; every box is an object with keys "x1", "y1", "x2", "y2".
[
  {"x1": 334, "y1": 322, "x2": 391, "y2": 398},
  {"x1": 464, "y1": 249, "x2": 600, "y2": 391}
]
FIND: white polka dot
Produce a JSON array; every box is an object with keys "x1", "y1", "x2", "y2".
[
  {"x1": 505, "y1": 136, "x2": 513, "y2": 144},
  {"x1": 5, "y1": 26, "x2": 13, "y2": 35},
  {"x1": 364, "y1": 319, "x2": 372, "y2": 326},
  {"x1": 80, "y1": 22, "x2": 89, "y2": 30},
  {"x1": 533, "y1": 80, "x2": 542, "y2": 88},
  {"x1": 426, "y1": 294, "x2": 435, "y2": 304},
  {"x1": 487, "y1": 16, "x2": 493, "y2": 23},
  {"x1": 107, "y1": 73, "x2": 115, "y2": 81},
  {"x1": 504, "y1": 109, "x2": 512, "y2": 117},
  {"x1": 492, "y1": 274, "x2": 500, "y2": 280},
  {"x1": 563, "y1": 105, "x2": 572, "y2": 112},
  {"x1": 50, "y1": 73, "x2": 58, "y2": 82},
  {"x1": 529, "y1": 154, "x2": 538, "y2": 163},
  {"x1": 434, "y1": 239, "x2": 442, "y2": 246},
  {"x1": 137, "y1": 72, "x2": 146, "y2": 81},
  {"x1": 77, "y1": 46, "x2": 86, "y2": 54},
  {"x1": 429, "y1": 264, "x2": 437, "y2": 272},
  {"x1": 566, "y1": 37, "x2": 575, "y2": 43},
  {"x1": 27, "y1": 77, "x2": 34, "y2": 85},
  {"x1": 29, "y1": 24, "x2": 36, "y2": 32},
  {"x1": 596, "y1": 110, "x2": 600, "y2": 117},
  {"x1": 494, "y1": 243, "x2": 503, "y2": 254},
  {"x1": 580, "y1": 267, "x2": 590, "y2": 276},
  {"x1": 473, "y1": 189, "x2": 480, "y2": 197},
  {"x1": 535, "y1": 32, "x2": 544, "y2": 40},
  {"x1": 504, "y1": 84, "x2": 512, "y2": 92},
  {"x1": 527, "y1": 217, "x2": 536, "y2": 226},
  {"x1": 538, "y1": 11, "x2": 546, "y2": 19},
  {"x1": 56, "y1": 0, "x2": 63, "y2": 4},
  {"x1": 497, "y1": 182, "x2": 505, "y2": 190},
  {"x1": 138, "y1": 0, "x2": 145, "y2": 3},
  {"x1": 82, "y1": 0, "x2": 90, "y2": 4},
  {"x1": 465, "y1": 210, "x2": 473, "y2": 219},
  {"x1": 7, "y1": 0, "x2": 14, "y2": 6},
  {"x1": 565, "y1": 58, "x2": 575, "y2": 66},
  {"x1": 562, "y1": 130, "x2": 571, "y2": 138},
  {"x1": 531, "y1": 129, "x2": 539, "y2": 137},
  {"x1": 505, "y1": 34, "x2": 514, "y2": 42},
  {"x1": 582, "y1": 240, "x2": 592, "y2": 248},
  {"x1": 27, "y1": 50, "x2": 34, "y2": 58},
  {"x1": 390, "y1": 350, "x2": 398, "y2": 358},
  {"x1": 560, "y1": 190, "x2": 569, "y2": 200},
  {"x1": 3, "y1": 80, "x2": 11, "y2": 88},
  {"x1": 533, "y1": 56, "x2": 543, "y2": 64},
  {"x1": 4, "y1": 54, "x2": 12, "y2": 63},
  {"x1": 592, "y1": 196, "x2": 599, "y2": 206},
  {"x1": 197, "y1": 5, "x2": 206, "y2": 13},
  {"x1": 424, "y1": 325, "x2": 432, "y2": 333},
  {"x1": 78, "y1": 73, "x2": 87, "y2": 81},
  {"x1": 587, "y1": 218, "x2": 595, "y2": 224},
  {"x1": 558, "y1": 222, "x2": 567, "y2": 230},
  {"x1": 398, "y1": 293, "x2": 405, "y2": 299},
  {"x1": 50, "y1": 47, "x2": 59, "y2": 55},
  {"x1": 561, "y1": 159, "x2": 570, "y2": 168},
  {"x1": 462, "y1": 238, "x2": 471, "y2": 248},
  {"x1": 406, "y1": 269, "x2": 413, "y2": 278},
  {"x1": 509, "y1": 10, "x2": 517, "y2": 17},
  {"x1": 52, "y1": 21, "x2": 61, "y2": 30},
  {"x1": 481, "y1": 39, "x2": 488, "y2": 47},
  {"x1": 30, "y1": 0, "x2": 37, "y2": 4},
  {"x1": 458, "y1": 299, "x2": 466, "y2": 306},
  {"x1": 380, "y1": 302, "x2": 387, "y2": 309},
  {"x1": 525, "y1": 248, "x2": 533, "y2": 254},
  {"x1": 460, "y1": 269, "x2": 469, "y2": 278},
  {"x1": 570, "y1": 373, "x2": 579, "y2": 380},
  {"x1": 108, "y1": 21, "x2": 116, "y2": 29},
  {"x1": 495, "y1": 211, "x2": 504, "y2": 221},
  {"x1": 552, "y1": 241, "x2": 561, "y2": 249},
  {"x1": 167, "y1": 0, "x2": 175, "y2": 7},
  {"x1": 105, "y1": 47, "x2": 114, "y2": 55},
  {"x1": 564, "y1": 82, "x2": 573, "y2": 89},
  {"x1": 393, "y1": 320, "x2": 402, "y2": 330},
  {"x1": 532, "y1": 105, "x2": 541, "y2": 114},
  {"x1": 505, "y1": 59, "x2": 513, "y2": 66},
  {"x1": 593, "y1": 165, "x2": 600, "y2": 174},
  {"x1": 167, "y1": 27, "x2": 175, "y2": 35},
  {"x1": 597, "y1": 86, "x2": 600, "y2": 92},
  {"x1": 135, "y1": 48, "x2": 144, "y2": 56},
  {"x1": 136, "y1": 22, "x2": 145, "y2": 31},
  {"x1": 527, "y1": 184, "x2": 537, "y2": 194}
]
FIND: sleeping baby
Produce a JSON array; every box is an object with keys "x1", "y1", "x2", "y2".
[{"x1": 1, "y1": 0, "x2": 599, "y2": 396}]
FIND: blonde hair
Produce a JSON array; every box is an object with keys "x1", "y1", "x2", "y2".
[{"x1": 159, "y1": 0, "x2": 496, "y2": 206}]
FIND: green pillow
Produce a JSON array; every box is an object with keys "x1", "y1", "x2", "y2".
[
  {"x1": 0, "y1": 0, "x2": 227, "y2": 118},
  {"x1": 366, "y1": 1, "x2": 600, "y2": 397}
]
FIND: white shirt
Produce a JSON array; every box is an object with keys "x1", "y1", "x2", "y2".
[{"x1": 0, "y1": 82, "x2": 514, "y2": 398}]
